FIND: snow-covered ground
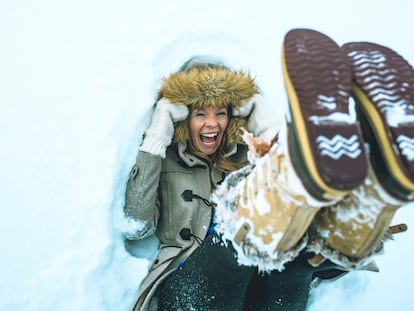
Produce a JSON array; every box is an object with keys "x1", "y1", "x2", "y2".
[{"x1": 1, "y1": 0, "x2": 413, "y2": 310}]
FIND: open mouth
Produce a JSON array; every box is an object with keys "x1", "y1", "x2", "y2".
[{"x1": 200, "y1": 132, "x2": 218, "y2": 144}]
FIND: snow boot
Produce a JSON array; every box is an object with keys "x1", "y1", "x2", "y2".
[
  {"x1": 307, "y1": 41, "x2": 414, "y2": 268},
  {"x1": 342, "y1": 41, "x2": 414, "y2": 201},
  {"x1": 213, "y1": 133, "x2": 332, "y2": 273},
  {"x1": 308, "y1": 163, "x2": 406, "y2": 269},
  {"x1": 282, "y1": 28, "x2": 368, "y2": 201}
]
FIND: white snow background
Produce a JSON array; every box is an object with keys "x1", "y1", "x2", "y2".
[{"x1": 1, "y1": 0, "x2": 413, "y2": 310}]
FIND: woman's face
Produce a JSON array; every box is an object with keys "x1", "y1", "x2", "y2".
[{"x1": 188, "y1": 106, "x2": 229, "y2": 155}]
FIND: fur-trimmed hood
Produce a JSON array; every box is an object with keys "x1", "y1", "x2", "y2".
[
  {"x1": 157, "y1": 66, "x2": 259, "y2": 145},
  {"x1": 157, "y1": 67, "x2": 258, "y2": 108}
]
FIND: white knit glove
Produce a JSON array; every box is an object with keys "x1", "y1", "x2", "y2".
[
  {"x1": 232, "y1": 94, "x2": 277, "y2": 142},
  {"x1": 140, "y1": 98, "x2": 189, "y2": 157}
]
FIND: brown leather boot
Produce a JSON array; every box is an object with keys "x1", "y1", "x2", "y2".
[
  {"x1": 307, "y1": 40, "x2": 414, "y2": 269},
  {"x1": 282, "y1": 28, "x2": 368, "y2": 201},
  {"x1": 308, "y1": 163, "x2": 405, "y2": 269},
  {"x1": 213, "y1": 138, "x2": 331, "y2": 272},
  {"x1": 342, "y1": 41, "x2": 414, "y2": 201}
]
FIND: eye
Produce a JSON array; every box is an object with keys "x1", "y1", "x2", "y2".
[
  {"x1": 192, "y1": 109, "x2": 206, "y2": 118},
  {"x1": 217, "y1": 109, "x2": 228, "y2": 117}
]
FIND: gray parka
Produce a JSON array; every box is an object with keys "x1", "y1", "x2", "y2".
[
  {"x1": 125, "y1": 61, "x2": 262, "y2": 310},
  {"x1": 125, "y1": 142, "x2": 248, "y2": 311}
]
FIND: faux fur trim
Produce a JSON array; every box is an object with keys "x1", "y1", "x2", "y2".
[
  {"x1": 160, "y1": 67, "x2": 256, "y2": 145},
  {"x1": 157, "y1": 67, "x2": 258, "y2": 108}
]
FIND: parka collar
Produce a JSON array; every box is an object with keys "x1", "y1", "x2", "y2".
[{"x1": 177, "y1": 142, "x2": 238, "y2": 167}]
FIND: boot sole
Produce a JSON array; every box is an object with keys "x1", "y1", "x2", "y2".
[
  {"x1": 282, "y1": 29, "x2": 368, "y2": 201},
  {"x1": 343, "y1": 42, "x2": 414, "y2": 201}
]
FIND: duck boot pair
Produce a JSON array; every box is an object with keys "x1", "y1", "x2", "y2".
[
  {"x1": 283, "y1": 28, "x2": 413, "y2": 268},
  {"x1": 213, "y1": 28, "x2": 413, "y2": 273}
]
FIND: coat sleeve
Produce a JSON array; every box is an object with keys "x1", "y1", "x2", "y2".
[{"x1": 124, "y1": 150, "x2": 162, "y2": 240}]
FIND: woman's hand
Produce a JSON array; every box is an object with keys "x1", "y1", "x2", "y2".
[
  {"x1": 232, "y1": 94, "x2": 277, "y2": 142},
  {"x1": 140, "y1": 98, "x2": 189, "y2": 157}
]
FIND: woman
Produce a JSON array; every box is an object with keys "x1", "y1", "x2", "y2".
[
  {"x1": 123, "y1": 56, "x2": 271, "y2": 310},
  {"x1": 123, "y1": 28, "x2": 413, "y2": 311},
  {"x1": 123, "y1": 55, "x2": 341, "y2": 311}
]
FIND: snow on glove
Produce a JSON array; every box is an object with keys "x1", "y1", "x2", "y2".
[
  {"x1": 140, "y1": 98, "x2": 189, "y2": 157},
  {"x1": 232, "y1": 94, "x2": 277, "y2": 142}
]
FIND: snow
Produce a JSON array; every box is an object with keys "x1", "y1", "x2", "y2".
[
  {"x1": 309, "y1": 97, "x2": 357, "y2": 125},
  {"x1": 1, "y1": 0, "x2": 414, "y2": 310},
  {"x1": 398, "y1": 136, "x2": 414, "y2": 161}
]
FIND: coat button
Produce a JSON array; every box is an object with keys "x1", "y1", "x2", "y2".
[{"x1": 179, "y1": 228, "x2": 191, "y2": 240}]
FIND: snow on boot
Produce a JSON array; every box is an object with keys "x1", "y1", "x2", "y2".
[
  {"x1": 307, "y1": 163, "x2": 406, "y2": 269},
  {"x1": 282, "y1": 28, "x2": 368, "y2": 201},
  {"x1": 342, "y1": 41, "x2": 414, "y2": 201},
  {"x1": 213, "y1": 131, "x2": 332, "y2": 273}
]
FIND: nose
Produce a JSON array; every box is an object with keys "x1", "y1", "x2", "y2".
[{"x1": 205, "y1": 115, "x2": 219, "y2": 127}]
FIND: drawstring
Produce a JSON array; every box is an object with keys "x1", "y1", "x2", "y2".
[
  {"x1": 181, "y1": 190, "x2": 212, "y2": 207},
  {"x1": 179, "y1": 228, "x2": 204, "y2": 245},
  {"x1": 180, "y1": 189, "x2": 215, "y2": 245}
]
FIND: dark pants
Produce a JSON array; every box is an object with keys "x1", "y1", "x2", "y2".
[
  {"x1": 243, "y1": 255, "x2": 343, "y2": 311},
  {"x1": 156, "y1": 233, "x2": 340, "y2": 311}
]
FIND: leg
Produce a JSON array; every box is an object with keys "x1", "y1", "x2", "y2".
[
  {"x1": 243, "y1": 269, "x2": 266, "y2": 311},
  {"x1": 156, "y1": 233, "x2": 255, "y2": 311},
  {"x1": 257, "y1": 253, "x2": 340, "y2": 311}
]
